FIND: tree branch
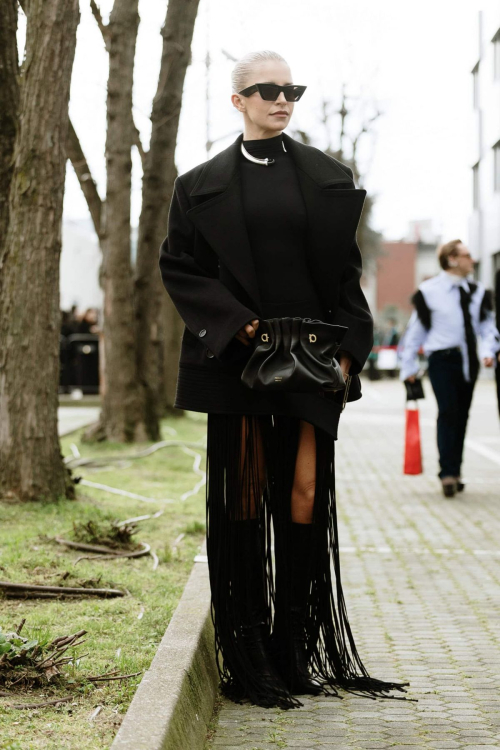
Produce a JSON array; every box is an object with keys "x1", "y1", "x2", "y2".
[
  {"x1": 89, "y1": 0, "x2": 109, "y2": 50},
  {"x1": 66, "y1": 119, "x2": 103, "y2": 240},
  {"x1": 0, "y1": 581, "x2": 125, "y2": 597},
  {"x1": 89, "y1": 1, "x2": 145, "y2": 168},
  {"x1": 132, "y1": 118, "x2": 146, "y2": 167}
]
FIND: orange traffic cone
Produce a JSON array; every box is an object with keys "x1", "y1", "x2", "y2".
[{"x1": 404, "y1": 402, "x2": 423, "y2": 475}]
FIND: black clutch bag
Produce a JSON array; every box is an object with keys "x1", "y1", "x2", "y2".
[
  {"x1": 404, "y1": 378, "x2": 425, "y2": 400},
  {"x1": 240, "y1": 317, "x2": 348, "y2": 393}
]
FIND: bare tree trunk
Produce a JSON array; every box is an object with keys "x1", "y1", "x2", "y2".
[
  {"x1": 134, "y1": 0, "x2": 200, "y2": 430},
  {"x1": 0, "y1": 0, "x2": 80, "y2": 502},
  {"x1": 85, "y1": 0, "x2": 142, "y2": 443},
  {"x1": 68, "y1": 0, "x2": 201, "y2": 440},
  {"x1": 0, "y1": 0, "x2": 19, "y2": 254}
]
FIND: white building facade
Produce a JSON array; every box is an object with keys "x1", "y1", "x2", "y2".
[{"x1": 468, "y1": 2, "x2": 500, "y2": 288}]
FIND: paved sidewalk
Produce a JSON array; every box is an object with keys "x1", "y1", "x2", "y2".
[
  {"x1": 58, "y1": 405, "x2": 100, "y2": 436},
  {"x1": 206, "y1": 378, "x2": 500, "y2": 750}
]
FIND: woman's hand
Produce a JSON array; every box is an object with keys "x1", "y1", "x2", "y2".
[
  {"x1": 338, "y1": 351, "x2": 352, "y2": 381},
  {"x1": 235, "y1": 319, "x2": 259, "y2": 346}
]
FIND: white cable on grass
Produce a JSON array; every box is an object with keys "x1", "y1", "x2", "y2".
[
  {"x1": 78, "y1": 479, "x2": 175, "y2": 504},
  {"x1": 180, "y1": 445, "x2": 206, "y2": 501},
  {"x1": 64, "y1": 439, "x2": 206, "y2": 467},
  {"x1": 117, "y1": 510, "x2": 164, "y2": 527},
  {"x1": 69, "y1": 443, "x2": 80, "y2": 458}
]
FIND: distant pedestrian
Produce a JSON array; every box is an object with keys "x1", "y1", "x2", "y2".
[
  {"x1": 384, "y1": 317, "x2": 400, "y2": 346},
  {"x1": 400, "y1": 239, "x2": 499, "y2": 497}
]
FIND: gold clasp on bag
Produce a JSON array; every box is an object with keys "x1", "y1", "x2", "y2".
[
  {"x1": 261, "y1": 333, "x2": 269, "y2": 342},
  {"x1": 308, "y1": 333, "x2": 317, "y2": 343}
]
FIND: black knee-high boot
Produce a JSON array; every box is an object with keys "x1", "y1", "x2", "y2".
[
  {"x1": 229, "y1": 518, "x2": 299, "y2": 708},
  {"x1": 274, "y1": 521, "x2": 324, "y2": 695}
]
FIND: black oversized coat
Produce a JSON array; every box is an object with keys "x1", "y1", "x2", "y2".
[{"x1": 158, "y1": 130, "x2": 373, "y2": 420}]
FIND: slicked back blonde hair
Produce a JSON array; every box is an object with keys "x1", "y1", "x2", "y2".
[
  {"x1": 231, "y1": 50, "x2": 289, "y2": 94},
  {"x1": 437, "y1": 239, "x2": 464, "y2": 270}
]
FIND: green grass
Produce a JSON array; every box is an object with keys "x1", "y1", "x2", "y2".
[{"x1": 0, "y1": 412, "x2": 207, "y2": 749}]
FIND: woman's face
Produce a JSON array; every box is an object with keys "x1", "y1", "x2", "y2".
[{"x1": 232, "y1": 61, "x2": 295, "y2": 135}]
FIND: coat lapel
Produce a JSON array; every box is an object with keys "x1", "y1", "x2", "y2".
[{"x1": 185, "y1": 131, "x2": 366, "y2": 316}]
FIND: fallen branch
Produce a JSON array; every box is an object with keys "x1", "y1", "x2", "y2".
[
  {"x1": 7, "y1": 695, "x2": 73, "y2": 710},
  {"x1": 0, "y1": 581, "x2": 125, "y2": 598},
  {"x1": 74, "y1": 542, "x2": 151, "y2": 565},
  {"x1": 87, "y1": 671, "x2": 141, "y2": 683},
  {"x1": 55, "y1": 538, "x2": 124, "y2": 555}
]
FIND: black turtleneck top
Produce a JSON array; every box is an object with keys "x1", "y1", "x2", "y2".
[{"x1": 239, "y1": 132, "x2": 323, "y2": 320}]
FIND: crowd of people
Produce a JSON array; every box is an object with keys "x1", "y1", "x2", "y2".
[{"x1": 59, "y1": 306, "x2": 100, "y2": 393}]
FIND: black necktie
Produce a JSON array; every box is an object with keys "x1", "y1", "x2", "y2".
[{"x1": 459, "y1": 286, "x2": 479, "y2": 381}]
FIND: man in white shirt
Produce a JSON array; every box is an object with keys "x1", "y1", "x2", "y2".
[{"x1": 399, "y1": 239, "x2": 500, "y2": 497}]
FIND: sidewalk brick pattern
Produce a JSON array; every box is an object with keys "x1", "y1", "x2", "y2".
[{"x1": 205, "y1": 381, "x2": 500, "y2": 750}]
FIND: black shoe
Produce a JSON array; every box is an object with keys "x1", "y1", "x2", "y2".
[
  {"x1": 456, "y1": 479, "x2": 465, "y2": 492},
  {"x1": 441, "y1": 477, "x2": 457, "y2": 497}
]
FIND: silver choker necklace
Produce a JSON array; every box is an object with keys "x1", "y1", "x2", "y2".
[{"x1": 240, "y1": 137, "x2": 287, "y2": 166}]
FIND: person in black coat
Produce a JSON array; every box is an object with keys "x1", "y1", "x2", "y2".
[{"x1": 159, "y1": 50, "x2": 407, "y2": 709}]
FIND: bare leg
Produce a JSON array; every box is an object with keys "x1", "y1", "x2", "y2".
[{"x1": 291, "y1": 420, "x2": 316, "y2": 524}]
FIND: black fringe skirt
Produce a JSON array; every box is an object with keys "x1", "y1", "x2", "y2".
[{"x1": 206, "y1": 412, "x2": 408, "y2": 708}]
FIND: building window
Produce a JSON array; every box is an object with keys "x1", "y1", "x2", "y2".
[
  {"x1": 495, "y1": 142, "x2": 500, "y2": 192},
  {"x1": 472, "y1": 62, "x2": 480, "y2": 107},
  {"x1": 473, "y1": 162, "x2": 480, "y2": 208},
  {"x1": 493, "y1": 29, "x2": 500, "y2": 80}
]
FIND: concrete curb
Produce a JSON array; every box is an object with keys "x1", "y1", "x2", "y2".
[{"x1": 111, "y1": 552, "x2": 218, "y2": 750}]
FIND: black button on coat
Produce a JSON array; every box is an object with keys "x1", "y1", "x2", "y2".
[{"x1": 158, "y1": 131, "x2": 374, "y2": 438}]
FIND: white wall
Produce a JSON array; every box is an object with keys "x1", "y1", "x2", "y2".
[
  {"x1": 60, "y1": 219, "x2": 103, "y2": 311},
  {"x1": 468, "y1": 1, "x2": 500, "y2": 288}
]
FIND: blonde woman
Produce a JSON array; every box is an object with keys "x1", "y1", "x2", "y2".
[{"x1": 159, "y1": 50, "x2": 407, "y2": 709}]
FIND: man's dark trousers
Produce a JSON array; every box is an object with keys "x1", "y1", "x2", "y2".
[{"x1": 427, "y1": 348, "x2": 476, "y2": 479}]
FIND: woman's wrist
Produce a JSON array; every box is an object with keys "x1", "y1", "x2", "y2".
[{"x1": 338, "y1": 350, "x2": 352, "y2": 374}]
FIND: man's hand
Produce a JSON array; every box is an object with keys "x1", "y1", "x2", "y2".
[
  {"x1": 405, "y1": 375, "x2": 416, "y2": 383},
  {"x1": 338, "y1": 351, "x2": 352, "y2": 382},
  {"x1": 483, "y1": 357, "x2": 494, "y2": 368},
  {"x1": 235, "y1": 319, "x2": 259, "y2": 346}
]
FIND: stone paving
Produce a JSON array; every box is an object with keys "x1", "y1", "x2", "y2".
[{"x1": 205, "y1": 378, "x2": 500, "y2": 750}]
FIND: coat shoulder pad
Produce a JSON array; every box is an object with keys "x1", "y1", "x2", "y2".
[
  {"x1": 176, "y1": 160, "x2": 210, "y2": 193},
  {"x1": 323, "y1": 153, "x2": 354, "y2": 181},
  {"x1": 295, "y1": 140, "x2": 354, "y2": 182}
]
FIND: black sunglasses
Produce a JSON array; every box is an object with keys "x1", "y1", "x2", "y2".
[{"x1": 238, "y1": 83, "x2": 307, "y2": 102}]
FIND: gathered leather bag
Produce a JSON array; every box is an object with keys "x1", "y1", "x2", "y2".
[{"x1": 240, "y1": 317, "x2": 349, "y2": 394}]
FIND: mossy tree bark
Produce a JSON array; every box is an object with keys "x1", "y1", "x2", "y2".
[
  {"x1": 0, "y1": 0, "x2": 19, "y2": 253},
  {"x1": 0, "y1": 0, "x2": 80, "y2": 502}
]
